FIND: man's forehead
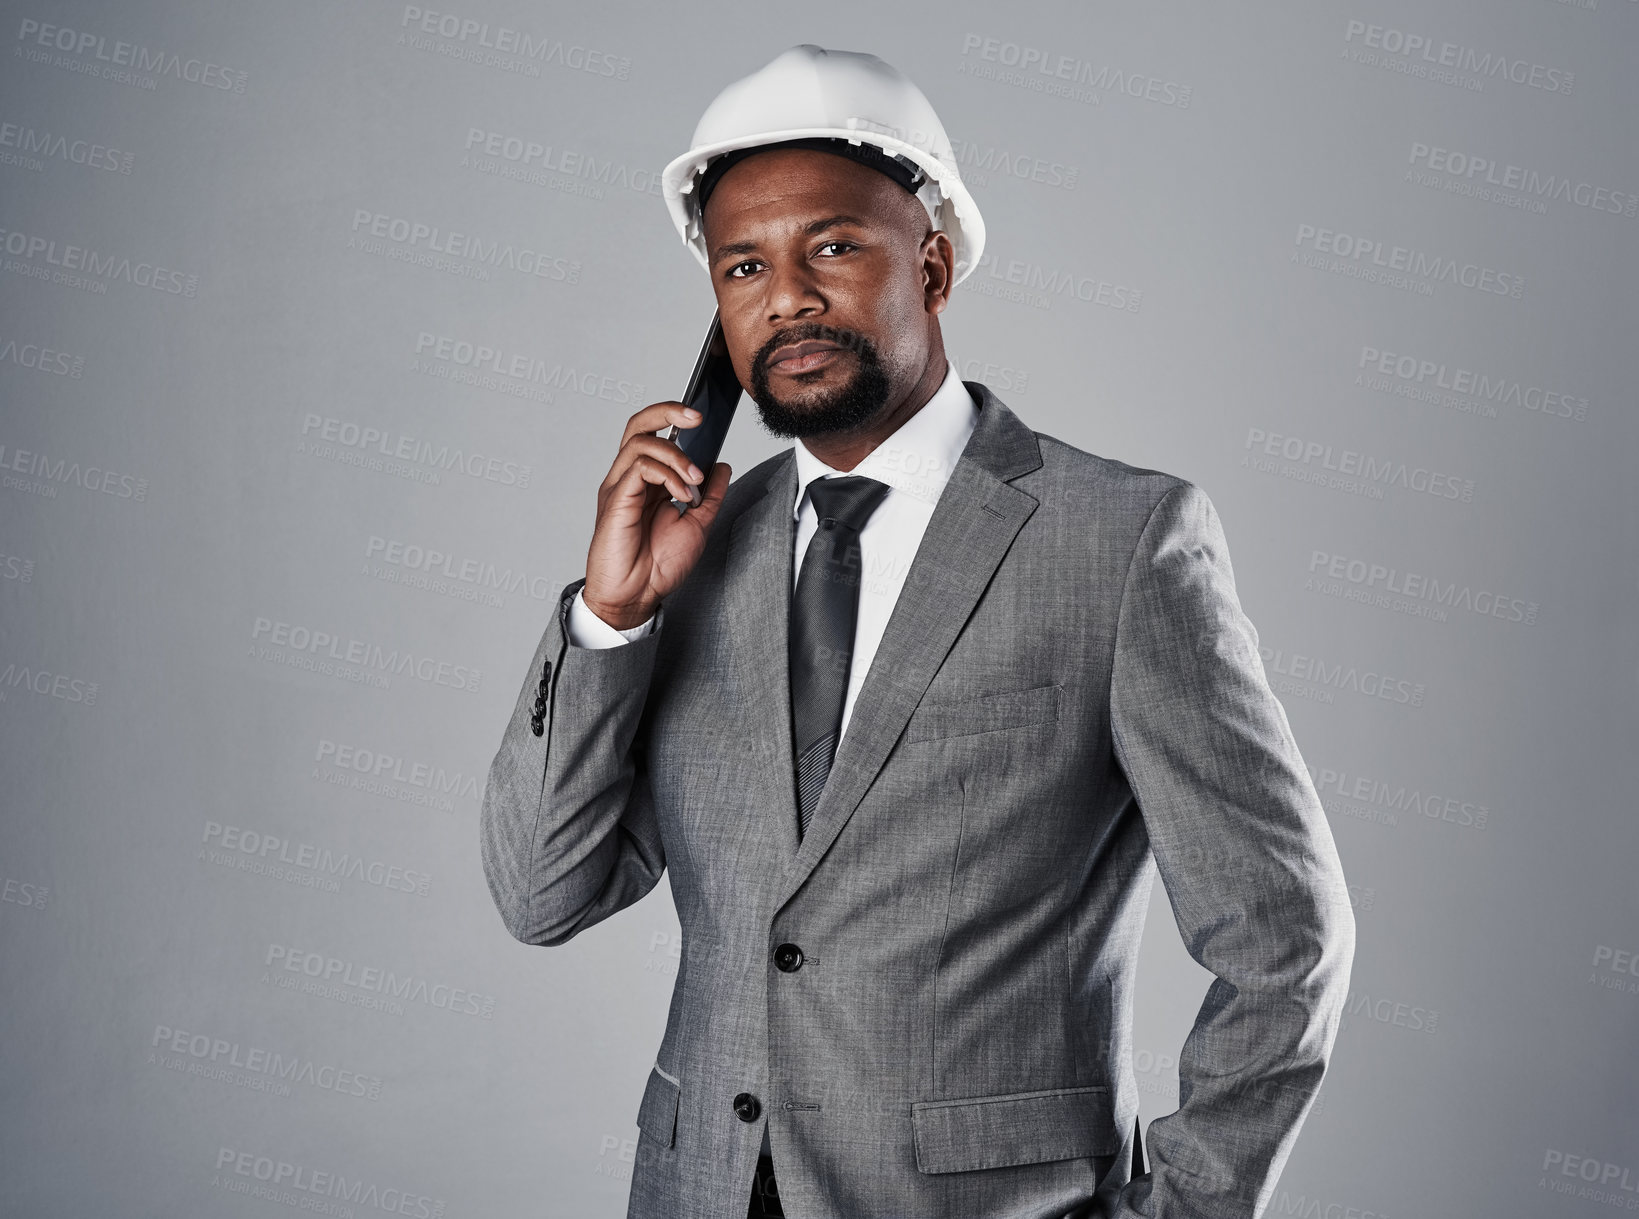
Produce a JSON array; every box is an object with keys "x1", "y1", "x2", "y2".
[
  {"x1": 707, "y1": 210, "x2": 874, "y2": 264},
  {"x1": 703, "y1": 159, "x2": 922, "y2": 259}
]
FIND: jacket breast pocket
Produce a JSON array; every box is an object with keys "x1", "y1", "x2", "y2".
[
  {"x1": 903, "y1": 682, "x2": 1061, "y2": 745},
  {"x1": 911, "y1": 1084, "x2": 1116, "y2": 1174},
  {"x1": 635, "y1": 1063, "x2": 681, "y2": 1147}
]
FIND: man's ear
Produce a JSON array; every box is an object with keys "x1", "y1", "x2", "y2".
[{"x1": 922, "y1": 229, "x2": 954, "y2": 315}]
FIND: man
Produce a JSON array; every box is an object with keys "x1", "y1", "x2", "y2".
[{"x1": 481, "y1": 45, "x2": 1355, "y2": 1219}]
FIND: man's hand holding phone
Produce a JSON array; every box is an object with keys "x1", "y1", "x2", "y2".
[{"x1": 582, "y1": 401, "x2": 732, "y2": 630}]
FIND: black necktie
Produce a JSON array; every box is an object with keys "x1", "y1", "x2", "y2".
[{"x1": 789, "y1": 474, "x2": 892, "y2": 842}]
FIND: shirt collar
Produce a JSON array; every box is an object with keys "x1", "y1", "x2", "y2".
[{"x1": 791, "y1": 357, "x2": 977, "y2": 519}]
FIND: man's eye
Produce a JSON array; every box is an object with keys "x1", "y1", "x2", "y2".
[{"x1": 726, "y1": 244, "x2": 851, "y2": 278}]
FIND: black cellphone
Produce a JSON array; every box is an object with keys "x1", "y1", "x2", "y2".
[{"x1": 667, "y1": 308, "x2": 741, "y2": 512}]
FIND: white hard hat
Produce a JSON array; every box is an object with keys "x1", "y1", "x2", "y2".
[{"x1": 661, "y1": 44, "x2": 986, "y2": 286}]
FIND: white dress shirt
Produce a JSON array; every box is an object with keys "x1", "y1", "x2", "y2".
[{"x1": 567, "y1": 356, "x2": 978, "y2": 745}]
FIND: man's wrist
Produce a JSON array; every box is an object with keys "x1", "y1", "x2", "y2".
[
  {"x1": 567, "y1": 587, "x2": 656, "y2": 648},
  {"x1": 582, "y1": 591, "x2": 659, "y2": 632}
]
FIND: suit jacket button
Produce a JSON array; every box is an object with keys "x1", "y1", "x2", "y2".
[
  {"x1": 772, "y1": 943, "x2": 804, "y2": 973},
  {"x1": 733, "y1": 1092, "x2": 761, "y2": 1122}
]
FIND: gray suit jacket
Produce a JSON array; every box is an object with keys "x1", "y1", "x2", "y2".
[{"x1": 481, "y1": 382, "x2": 1355, "y2": 1219}]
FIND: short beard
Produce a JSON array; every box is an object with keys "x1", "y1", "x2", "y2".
[{"x1": 748, "y1": 323, "x2": 892, "y2": 440}]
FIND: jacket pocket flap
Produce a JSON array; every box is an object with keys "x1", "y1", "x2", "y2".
[
  {"x1": 904, "y1": 683, "x2": 1061, "y2": 744},
  {"x1": 912, "y1": 1084, "x2": 1114, "y2": 1174},
  {"x1": 636, "y1": 1064, "x2": 680, "y2": 1147}
]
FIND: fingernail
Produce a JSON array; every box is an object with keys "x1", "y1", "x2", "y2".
[
  {"x1": 684, "y1": 407, "x2": 701, "y2": 418},
  {"x1": 688, "y1": 464, "x2": 703, "y2": 481}
]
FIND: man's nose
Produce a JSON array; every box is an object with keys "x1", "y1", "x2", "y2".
[{"x1": 764, "y1": 258, "x2": 826, "y2": 324}]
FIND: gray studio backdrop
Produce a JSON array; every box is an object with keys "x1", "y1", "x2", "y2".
[{"x1": 2, "y1": 2, "x2": 1635, "y2": 1216}]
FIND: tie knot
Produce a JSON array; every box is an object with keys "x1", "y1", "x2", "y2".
[{"x1": 805, "y1": 475, "x2": 891, "y2": 533}]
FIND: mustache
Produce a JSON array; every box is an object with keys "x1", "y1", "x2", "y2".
[{"x1": 756, "y1": 323, "x2": 874, "y2": 369}]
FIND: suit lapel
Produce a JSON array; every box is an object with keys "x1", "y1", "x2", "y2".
[
  {"x1": 724, "y1": 382, "x2": 1045, "y2": 901},
  {"x1": 724, "y1": 452, "x2": 802, "y2": 857}
]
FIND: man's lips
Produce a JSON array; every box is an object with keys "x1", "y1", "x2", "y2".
[{"x1": 769, "y1": 340, "x2": 844, "y2": 373}]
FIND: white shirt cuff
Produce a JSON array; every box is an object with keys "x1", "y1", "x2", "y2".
[{"x1": 567, "y1": 586, "x2": 656, "y2": 648}]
